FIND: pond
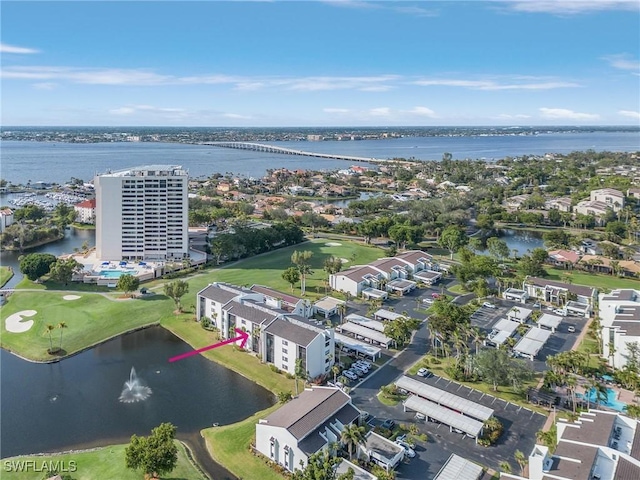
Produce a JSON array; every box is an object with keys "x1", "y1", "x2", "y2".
[
  {"x1": 497, "y1": 229, "x2": 545, "y2": 257},
  {"x1": 0, "y1": 326, "x2": 274, "y2": 478}
]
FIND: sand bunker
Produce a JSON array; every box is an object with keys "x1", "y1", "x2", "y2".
[
  {"x1": 5, "y1": 310, "x2": 37, "y2": 333},
  {"x1": 325, "y1": 242, "x2": 342, "y2": 247},
  {"x1": 63, "y1": 295, "x2": 81, "y2": 301},
  {"x1": 340, "y1": 258, "x2": 350, "y2": 263}
]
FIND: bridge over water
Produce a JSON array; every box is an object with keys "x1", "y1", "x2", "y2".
[{"x1": 201, "y1": 141, "x2": 388, "y2": 164}]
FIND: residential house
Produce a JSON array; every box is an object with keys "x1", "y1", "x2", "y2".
[
  {"x1": 579, "y1": 255, "x2": 640, "y2": 277},
  {"x1": 580, "y1": 238, "x2": 602, "y2": 256},
  {"x1": 505, "y1": 194, "x2": 530, "y2": 210},
  {"x1": 574, "y1": 200, "x2": 611, "y2": 224},
  {"x1": 590, "y1": 188, "x2": 625, "y2": 212},
  {"x1": 196, "y1": 283, "x2": 335, "y2": 378},
  {"x1": 544, "y1": 197, "x2": 572, "y2": 213},
  {"x1": 523, "y1": 277, "x2": 596, "y2": 316},
  {"x1": 547, "y1": 250, "x2": 580, "y2": 268},
  {"x1": 255, "y1": 386, "x2": 361, "y2": 473},
  {"x1": 500, "y1": 409, "x2": 640, "y2": 480},
  {"x1": 627, "y1": 188, "x2": 640, "y2": 200},
  {"x1": 0, "y1": 208, "x2": 14, "y2": 232},
  {"x1": 600, "y1": 289, "x2": 640, "y2": 369},
  {"x1": 73, "y1": 198, "x2": 96, "y2": 224}
]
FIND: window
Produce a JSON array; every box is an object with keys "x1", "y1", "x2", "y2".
[
  {"x1": 282, "y1": 348, "x2": 288, "y2": 355},
  {"x1": 269, "y1": 437, "x2": 275, "y2": 459},
  {"x1": 282, "y1": 340, "x2": 288, "y2": 346},
  {"x1": 282, "y1": 357, "x2": 288, "y2": 363}
]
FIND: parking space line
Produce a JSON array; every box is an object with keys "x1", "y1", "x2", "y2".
[
  {"x1": 491, "y1": 397, "x2": 497, "y2": 404},
  {"x1": 456, "y1": 384, "x2": 463, "y2": 391}
]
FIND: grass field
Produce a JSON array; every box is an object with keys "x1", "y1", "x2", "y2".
[
  {"x1": 0, "y1": 292, "x2": 175, "y2": 361},
  {"x1": 544, "y1": 267, "x2": 640, "y2": 291},
  {"x1": 203, "y1": 405, "x2": 284, "y2": 480},
  {"x1": 0, "y1": 441, "x2": 207, "y2": 480},
  {"x1": 0, "y1": 266, "x2": 13, "y2": 288}
]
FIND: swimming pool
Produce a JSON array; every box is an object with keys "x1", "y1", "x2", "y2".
[
  {"x1": 98, "y1": 270, "x2": 127, "y2": 278},
  {"x1": 577, "y1": 387, "x2": 627, "y2": 412}
]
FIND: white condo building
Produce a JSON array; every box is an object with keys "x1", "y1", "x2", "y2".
[
  {"x1": 94, "y1": 165, "x2": 189, "y2": 261},
  {"x1": 601, "y1": 289, "x2": 640, "y2": 369}
]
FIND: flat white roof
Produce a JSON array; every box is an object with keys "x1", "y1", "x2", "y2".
[
  {"x1": 335, "y1": 459, "x2": 377, "y2": 480},
  {"x1": 538, "y1": 313, "x2": 563, "y2": 329},
  {"x1": 507, "y1": 306, "x2": 533, "y2": 319},
  {"x1": 387, "y1": 279, "x2": 416, "y2": 290},
  {"x1": 396, "y1": 376, "x2": 494, "y2": 421},
  {"x1": 492, "y1": 318, "x2": 520, "y2": 335},
  {"x1": 488, "y1": 330, "x2": 511, "y2": 346},
  {"x1": 314, "y1": 296, "x2": 345, "y2": 311},
  {"x1": 434, "y1": 454, "x2": 484, "y2": 480},
  {"x1": 362, "y1": 287, "x2": 387, "y2": 298},
  {"x1": 346, "y1": 313, "x2": 386, "y2": 333},
  {"x1": 524, "y1": 327, "x2": 553, "y2": 343},
  {"x1": 374, "y1": 309, "x2": 405, "y2": 321},
  {"x1": 404, "y1": 395, "x2": 484, "y2": 437},
  {"x1": 414, "y1": 270, "x2": 441, "y2": 280},
  {"x1": 335, "y1": 333, "x2": 381, "y2": 357},
  {"x1": 339, "y1": 322, "x2": 392, "y2": 346},
  {"x1": 513, "y1": 327, "x2": 552, "y2": 357}
]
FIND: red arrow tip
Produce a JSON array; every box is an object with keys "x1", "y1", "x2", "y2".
[{"x1": 234, "y1": 328, "x2": 250, "y2": 349}]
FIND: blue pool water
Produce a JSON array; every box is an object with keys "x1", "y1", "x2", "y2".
[
  {"x1": 578, "y1": 388, "x2": 627, "y2": 412},
  {"x1": 98, "y1": 270, "x2": 126, "y2": 278}
]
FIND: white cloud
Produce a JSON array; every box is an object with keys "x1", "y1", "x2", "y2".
[
  {"x1": 406, "y1": 106, "x2": 437, "y2": 117},
  {"x1": 539, "y1": 108, "x2": 600, "y2": 120},
  {"x1": 32, "y1": 82, "x2": 57, "y2": 90},
  {"x1": 324, "y1": 1, "x2": 438, "y2": 17},
  {"x1": 507, "y1": 1, "x2": 638, "y2": 14},
  {"x1": 0, "y1": 43, "x2": 39, "y2": 54},
  {"x1": 283, "y1": 75, "x2": 398, "y2": 92},
  {"x1": 109, "y1": 105, "x2": 187, "y2": 117},
  {"x1": 2, "y1": 66, "x2": 171, "y2": 85},
  {"x1": 619, "y1": 110, "x2": 640, "y2": 119},
  {"x1": 323, "y1": 108, "x2": 350, "y2": 114},
  {"x1": 603, "y1": 54, "x2": 640, "y2": 72},
  {"x1": 368, "y1": 107, "x2": 391, "y2": 117},
  {"x1": 493, "y1": 114, "x2": 532, "y2": 120},
  {"x1": 223, "y1": 113, "x2": 252, "y2": 120},
  {"x1": 413, "y1": 78, "x2": 580, "y2": 90}
]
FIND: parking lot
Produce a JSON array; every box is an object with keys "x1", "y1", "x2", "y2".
[{"x1": 353, "y1": 370, "x2": 546, "y2": 477}]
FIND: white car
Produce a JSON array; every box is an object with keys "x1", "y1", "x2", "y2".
[
  {"x1": 417, "y1": 367, "x2": 430, "y2": 377},
  {"x1": 343, "y1": 370, "x2": 358, "y2": 381},
  {"x1": 567, "y1": 325, "x2": 576, "y2": 333},
  {"x1": 395, "y1": 441, "x2": 416, "y2": 458},
  {"x1": 482, "y1": 302, "x2": 496, "y2": 309},
  {"x1": 553, "y1": 309, "x2": 566, "y2": 316}
]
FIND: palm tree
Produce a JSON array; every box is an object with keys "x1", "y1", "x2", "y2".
[
  {"x1": 470, "y1": 327, "x2": 484, "y2": 355},
  {"x1": 514, "y1": 450, "x2": 527, "y2": 476},
  {"x1": 57, "y1": 322, "x2": 67, "y2": 351},
  {"x1": 340, "y1": 423, "x2": 365, "y2": 460},
  {"x1": 45, "y1": 324, "x2": 55, "y2": 353},
  {"x1": 337, "y1": 303, "x2": 347, "y2": 323},
  {"x1": 566, "y1": 374, "x2": 578, "y2": 413},
  {"x1": 587, "y1": 378, "x2": 608, "y2": 408},
  {"x1": 332, "y1": 365, "x2": 340, "y2": 384},
  {"x1": 499, "y1": 461, "x2": 512, "y2": 474}
]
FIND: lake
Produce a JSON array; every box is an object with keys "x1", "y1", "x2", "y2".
[
  {"x1": 497, "y1": 229, "x2": 545, "y2": 257},
  {"x1": 0, "y1": 326, "x2": 274, "y2": 478}
]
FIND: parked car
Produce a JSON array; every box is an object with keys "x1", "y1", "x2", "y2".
[
  {"x1": 482, "y1": 302, "x2": 496, "y2": 309},
  {"x1": 352, "y1": 364, "x2": 369, "y2": 375},
  {"x1": 355, "y1": 360, "x2": 372, "y2": 369},
  {"x1": 567, "y1": 325, "x2": 576, "y2": 333},
  {"x1": 415, "y1": 412, "x2": 426, "y2": 421},
  {"x1": 395, "y1": 433, "x2": 407, "y2": 442},
  {"x1": 553, "y1": 308, "x2": 566, "y2": 316},
  {"x1": 343, "y1": 370, "x2": 358, "y2": 381},
  {"x1": 381, "y1": 419, "x2": 396, "y2": 430},
  {"x1": 533, "y1": 302, "x2": 541, "y2": 308},
  {"x1": 422, "y1": 298, "x2": 434, "y2": 305},
  {"x1": 417, "y1": 367, "x2": 430, "y2": 377},
  {"x1": 395, "y1": 441, "x2": 416, "y2": 458},
  {"x1": 432, "y1": 293, "x2": 441, "y2": 299}
]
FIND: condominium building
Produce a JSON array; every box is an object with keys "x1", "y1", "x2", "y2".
[
  {"x1": 94, "y1": 165, "x2": 189, "y2": 261},
  {"x1": 600, "y1": 289, "x2": 640, "y2": 369}
]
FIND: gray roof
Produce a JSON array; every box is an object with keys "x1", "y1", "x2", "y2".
[
  {"x1": 551, "y1": 442, "x2": 598, "y2": 479},
  {"x1": 363, "y1": 431, "x2": 403, "y2": 460},
  {"x1": 225, "y1": 301, "x2": 279, "y2": 325},
  {"x1": 561, "y1": 411, "x2": 616, "y2": 446},
  {"x1": 403, "y1": 395, "x2": 484, "y2": 437},
  {"x1": 263, "y1": 318, "x2": 319, "y2": 346},
  {"x1": 616, "y1": 457, "x2": 640, "y2": 480},
  {"x1": 631, "y1": 422, "x2": 640, "y2": 460},
  {"x1": 297, "y1": 403, "x2": 360, "y2": 454},
  {"x1": 198, "y1": 283, "x2": 246, "y2": 304},
  {"x1": 602, "y1": 289, "x2": 639, "y2": 302},
  {"x1": 526, "y1": 276, "x2": 596, "y2": 297},
  {"x1": 263, "y1": 387, "x2": 350, "y2": 440}
]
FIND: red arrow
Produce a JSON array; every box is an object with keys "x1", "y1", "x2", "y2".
[{"x1": 168, "y1": 328, "x2": 250, "y2": 363}]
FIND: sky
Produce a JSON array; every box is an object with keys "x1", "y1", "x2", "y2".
[{"x1": 1, "y1": 0, "x2": 639, "y2": 127}]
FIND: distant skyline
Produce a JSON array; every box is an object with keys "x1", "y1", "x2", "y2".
[{"x1": 2, "y1": 0, "x2": 639, "y2": 127}]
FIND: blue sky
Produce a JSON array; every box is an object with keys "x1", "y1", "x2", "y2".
[{"x1": 2, "y1": 0, "x2": 639, "y2": 126}]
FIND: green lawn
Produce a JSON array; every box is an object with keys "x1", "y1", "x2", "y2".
[
  {"x1": 545, "y1": 267, "x2": 640, "y2": 291},
  {"x1": 202, "y1": 405, "x2": 284, "y2": 480},
  {"x1": 0, "y1": 266, "x2": 14, "y2": 288},
  {"x1": 0, "y1": 291, "x2": 175, "y2": 361},
  {"x1": 447, "y1": 284, "x2": 467, "y2": 295},
  {"x1": 162, "y1": 314, "x2": 295, "y2": 394},
  {"x1": 0, "y1": 441, "x2": 207, "y2": 480}
]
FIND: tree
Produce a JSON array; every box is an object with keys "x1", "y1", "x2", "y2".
[
  {"x1": 53, "y1": 202, "x2": 76, "y2": 230},
  {"x1": 163, "y1": 280, "x2": 189, "y2": 313},
  {"x1": 210, "y1": 233, "x2": 234, "y2": 265},
  {"x1": 45, "y1": 324, "x2": 56, "y2": 353},
  {"x1": 475, "y1": 348, "x2": 533, "y2": 392},
  {"x1": 49, "y1": 257, "x2": 82, "y2": 285},
  {"x1": 323, "y1": 256, "x2": 343, "y2": 279},
  {"x1": 125, "y1": 422, "x2": 178, "y2": 479},
  {"x1": 438, "y1": 225, "x2": 468, "y2": 259},
  {"x1": 291, "y1": 450, "x2": 343, "y2": 480},
  {"x1": 294, "y1": 358, "x2": 306, "y2": 396},
  {"x1": 19, "y1": 253, "x2": 57, "y2": 281},
  {"x1": 282, "y1": 267, "x2": 301, "y2": 292},
  {"x1": 57, "y1": 322, "x2": 67, "y2": 352},
  {"x1": 340, "y1": 423, "x2": 365, "y2": 460},
  {"x1": 486, "y1": 237, "x2": 510, "y2": 261},
  {"x1": 277, "y1": 391, "x2": 293, "y2": 404},
  {"x1": 514, "y1": 450, "x2": 527, "y2": 475},
  {"x1": 500, "y1": 461, "x2": 512, "y2": 474},
  {"x1": 292, "y1": 250, "x2": 313, "y2": 295},
  {"x1": 117, "y1": 274, "x2": 140, "y2": 298}
]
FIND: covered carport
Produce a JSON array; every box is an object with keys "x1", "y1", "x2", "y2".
[
  {"x1": 513, "y1": 328, "x2": 552, "y2": 360},
  {"x1": 566, "y1": 300, "x2": 590, "y2": 318},
  {"x1": 413, "y1": 270, "x2": 442, "y2": 285},
  {"x1": 338, "y1": 322, "x2": 393, "y2": 348},
  {"x1": 345, "y1": 313, "x2": 386, "y2": 333},
  {"x1": 403, "y1": 395, "x2": 484, "y2": 443},
  {"x1": 362, "y1": 287, "x2": 388, "y2": 300},
  {"x1": 313, "y1": 296, "x2": 345, "y2": 318},
  {"x1": 374, "y1": 309, "x2": 405, "y2": 322},
  {"x1": 537, "y1": 313, "x2": 562, "y2": 332},
  {"x1": 433, "y1": 454, "x2": 483, "y2": 480},
  {"x1": 335, "y1": 332, "x2": 381, "y2": 361},
  {"x1": 386, "y1": 278, "x2": 416, "y2": 295},
  {"x1": 395, "y1": 376, "x2": 494, "y2": 422}
]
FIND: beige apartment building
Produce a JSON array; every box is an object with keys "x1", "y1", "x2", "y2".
[{"x1": 94, "y1": 165, "x2": 189, "y2": 261}]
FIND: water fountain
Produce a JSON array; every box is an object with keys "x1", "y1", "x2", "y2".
[{"x1": 119, "y1": 367, "x2": 152, "y2": 403}]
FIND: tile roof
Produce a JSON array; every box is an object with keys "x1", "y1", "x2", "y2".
[
  {"x1": 297, "y1": 404, "x2": 360, "y2": 455},
  {"x1": 616, "y1": 457, "x2": 640, "y2": 480},
  {"x1": 395, "y1": 250, "x2": 433, "y2": 265},
  {"x1": 263, "y1": 318, "x2": 319, "y2": 346},
  {"x1": 250, "y1": 284, "x2": 301, "y2": 306},
  {"x1": 263, "y1": 387, "x2": 351, "y2": 440},
  {"x1": 340, "y1": 266, "x2": 382, "y2": 282},
  {"x1": 560, "y1": 411, "x2": 616, "y2": 446},
  {"x1": 226, "y1": 301, "x2": 279, "y2": 325},
  {"x1": 526, "y1": 276, "x2": 596, "y2": 297},
  {"x1": 631, "y1": 424, "x2": 640, "y2": 460},
  {"x1": 74, "y1": 198, "x2": 96, "y2": 209},
  {"x1": 552, "y1": 442, "x2": 599, "y2": 479}
]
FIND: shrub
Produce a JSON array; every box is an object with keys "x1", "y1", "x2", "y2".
[{"x1": 269, "y1": 364, "x2": 281, "y2": 374}]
